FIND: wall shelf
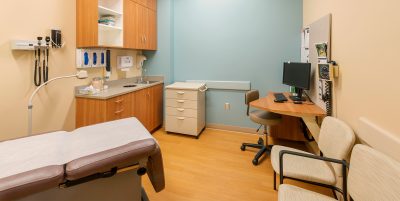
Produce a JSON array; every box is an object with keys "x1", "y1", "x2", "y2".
[
  {"x1": 98, "y1": 23, "x2": 123, "y2": 31},
  {"x1": 98, "y1": 5, "x2": 123, "y2": 16}
]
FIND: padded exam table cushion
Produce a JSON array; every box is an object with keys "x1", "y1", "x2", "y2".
[{"x1": 0, "y1": 118, "x2": 165, "y2": 200}]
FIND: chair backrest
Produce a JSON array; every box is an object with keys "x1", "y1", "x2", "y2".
[
  {"x1": 318, "y1": 117, "x2": 355, "y2": 176},
  {"x1": 245, "y1": 90, "x2": 259, "y2": 116},
  {"x1": 348, "y1": 144, "x2": 400, "y2": 201}
]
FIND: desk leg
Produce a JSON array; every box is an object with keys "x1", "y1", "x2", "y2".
[
  {"x1": 302, "y1": 116, "x2": 323, "y2": 142},
  {"x1": 302, "y1": 116, "x2": 324, "y2": 154}
]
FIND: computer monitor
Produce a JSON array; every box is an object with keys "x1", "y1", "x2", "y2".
[{"x1": 282, "y1": 62, "x2": 311, "y2": 101}]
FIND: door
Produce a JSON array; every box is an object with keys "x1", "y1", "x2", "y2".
[{"x1": 76, "y1": 0, "x2": 98, "y2": 47}]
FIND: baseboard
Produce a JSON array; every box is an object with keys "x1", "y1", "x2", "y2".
[{"x1": 206, "y1": 123, "x2": 258, "y2": 135}]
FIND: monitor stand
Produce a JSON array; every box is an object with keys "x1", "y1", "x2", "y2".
[{"x1": 289, "y1": 88, "x2": 306, "y2": 101}]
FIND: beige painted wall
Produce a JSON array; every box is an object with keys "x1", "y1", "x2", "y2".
[
  {"x1": 0, "y1": 0, "x2": 141, "y2": 140},
  {"x1": 303, "y1": 0, "x2": 400, "y2": 136}
]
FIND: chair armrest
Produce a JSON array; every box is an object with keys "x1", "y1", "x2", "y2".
[
  {"x1": 278, "y1": 150, "x2": 348, "y2": 201},
  {"x1": 279, "y1": 150, "x2": 347, "y2": 167}
]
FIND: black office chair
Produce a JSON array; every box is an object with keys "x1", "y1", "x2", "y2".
[{"x1": 240, "y1": 90, "x2": 282, "y2": 165}]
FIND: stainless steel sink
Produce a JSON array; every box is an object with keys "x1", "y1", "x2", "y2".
[{"x1": 134, "y1": 80, "x2": 159, "y2": 84}]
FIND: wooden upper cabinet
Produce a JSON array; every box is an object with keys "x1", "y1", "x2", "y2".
[
  {"x1": 146, "y1": 9, "x2": 157, "y2": 50},
  {"x1": 124, "y1": 0, "x2": 140, "y2": 49},
  {"x1": 147, "y1": 0, "x2": 157, "y2": 10},
  {"x1": 77, "y1": 0, "x2": 156, "y2": 50},
  {"x1": 123, "y1": 0, "x2": 156, "y2": 50},
  {"x1": 131, "y1": 0, "x2": 156, "y2": 10},
  {"x1": 137, "y1": 3, "x2": 148, "y2": 50},
  {"x1": 77, "y1": 0, "x2": 98, "y2": 47}
]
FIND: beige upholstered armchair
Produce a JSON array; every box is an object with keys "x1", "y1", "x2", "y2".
[
  {"x1": 278, "y1": 144, "x2": 400, "y2": 201},
  {"x1": 271, "y1": 117, "x2": 355, "y2": 198}
]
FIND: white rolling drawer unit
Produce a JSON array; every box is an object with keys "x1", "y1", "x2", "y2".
[{"x1": 165, "y1": 82, "x2": 206, "y2": 138}]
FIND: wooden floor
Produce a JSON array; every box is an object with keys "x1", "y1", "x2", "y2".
[{"x1": 142, "y1": 128, "x2": 332, "y2": 201}]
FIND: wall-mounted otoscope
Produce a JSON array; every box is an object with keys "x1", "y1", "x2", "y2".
[{"x1": 10, "y1": 29, "x2": 64, "y2": 86}]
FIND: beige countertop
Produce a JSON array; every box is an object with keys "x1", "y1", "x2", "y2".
[{"x1": 75, "y1": 76, "x2": 164, "y2": 100}]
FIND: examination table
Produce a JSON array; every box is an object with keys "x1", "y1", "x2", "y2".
[{"x1": 0, "y1": 118, "x2": 165, "y2": 201}]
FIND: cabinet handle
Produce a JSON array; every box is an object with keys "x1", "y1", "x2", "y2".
[
  {"x1": 177, "y1": 91, "x2": 185, "y2": 95},
  {"x1": 114, "y1": 99, "x2": 124, "y2": 104},
  {"x1": 115, "y1": 109, "x2": 125, "y2": 114},
  {"x1": 144, "y1": 35, "x2": 147, "y2": 43},
  {"x1": 177, "y1": 108, "x2": 185, "y2": 112},
  {"x1": 176, "y1": 100, "x2": 185, "y2": 103},
  {"x1": 176, "y1": 117, "x2": 185, "y2": 120}
]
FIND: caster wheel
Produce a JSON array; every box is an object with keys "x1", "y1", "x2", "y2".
[
  {"x1": 240, "y1": 145, "x2": 246, "y2": 151},
  {"x1": 252, "y1": 159, "x2": 259, "y2": 166}
]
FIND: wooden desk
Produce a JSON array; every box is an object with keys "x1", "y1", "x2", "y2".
[{"x1": 250, "y1": 92, "x2": 326, "y2": 142}]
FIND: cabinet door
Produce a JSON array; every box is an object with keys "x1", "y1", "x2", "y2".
[
  {"x1": 146, "y1": 9, "x2": 157, "y2": 50},
  {"x1": 149, "y1": 84, "x2": 163, "y2": 131},
  {"x1": 138, "y1": 4, "x2": 148, "y2": 49},
  {"x1": 106, "y1": 94, "x2": 132, "y2": 121},
  {"x1": 124, "y1": 0, "x2": 140, "y2": 49},
  {"x1": 135, "y1": 0, "x2": 148, "y2": 7},
  {"x1": 147, "y1": 0, "x2": 157, "y2": 10},
  {"x1": 76, "y1": 0, "x2": 98, "y2": 47},
  {"x1": 134, "y1": 88, "x2": 151, "y2": 130},
  {"x1": 76, "y1": 98, "x2": 107, "y2": 128}
]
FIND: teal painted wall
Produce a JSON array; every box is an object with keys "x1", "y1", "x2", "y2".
[
  {"x1": 145, "y1": 0, "x2": 302, "y2": 129},
  {"x1": 144, "y1": 0, "x2": 174, "y2": 84}
]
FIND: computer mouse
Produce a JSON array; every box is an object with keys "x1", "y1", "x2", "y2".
[{"x1": 293, "y1": 101, "x2": 303, "y2": 104}]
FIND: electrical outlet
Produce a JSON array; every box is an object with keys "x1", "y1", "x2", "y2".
[{"x1": 224, "y1": 103, "x2": 231, "y2": 110}]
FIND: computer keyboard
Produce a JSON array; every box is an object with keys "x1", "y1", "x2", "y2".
[{"x1": 274, "y1": 93, "x2": 288, "y2": 102}]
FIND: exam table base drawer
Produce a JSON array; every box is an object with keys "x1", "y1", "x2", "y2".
[{"x1": 165, "y1": 116, "x2": 202, "y2": 136}]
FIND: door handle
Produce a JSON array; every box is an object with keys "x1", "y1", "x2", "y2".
[
  {"x1": 115, "y1": 109, "x2": 125, "y2": 114},
  {"x1": 114, "y1": 99, "x2": 124, "y2": 104}
]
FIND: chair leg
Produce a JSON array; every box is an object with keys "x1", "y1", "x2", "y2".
[
  {"x1": 273, "y1": 171, "x2": 277, "y2": 190},
  {"x1": 242, "y1": 143, "x2": 264, "y2": 149},
  {"x1": 332, "y1": 189, "x2": 338, "y2": 199}
]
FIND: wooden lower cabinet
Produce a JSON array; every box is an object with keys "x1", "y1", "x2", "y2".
[
  {"x1": 133, "y1": 84, "x2": 163, "y2": 131},
  {"x1": 76, "y1": 84, "x2": 163, "y2": 132}
]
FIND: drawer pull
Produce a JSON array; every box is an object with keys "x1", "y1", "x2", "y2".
[
  {"x1": 176, "y1": 100, "x2": 185, "y2": 103},
  {"x1": 177, "y1": 91, "x2": 185, "y2": 95},
  {"x1": 115, "y1": 109, "x2": 125, "y2": 114},
  {"x1": 114, "y1": 99, "x2": 124, "y2": 104},
  {"x1": 177, "y1": 108, "x2": 185, "y2": 112},
  {"x1": 176, "y1": 117, "x2": 186, "y2": 120}
]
